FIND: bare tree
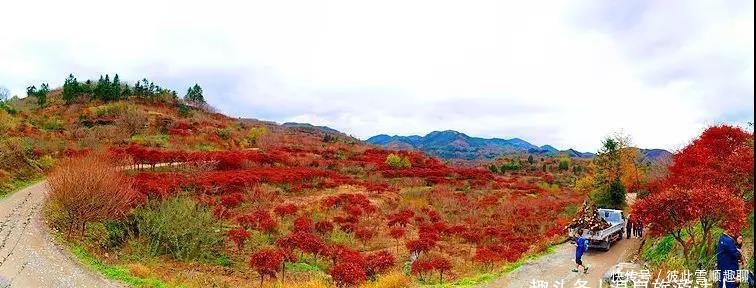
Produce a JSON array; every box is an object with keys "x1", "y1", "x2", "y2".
[
  {"x1": 46, "y1": 154, "x2": 138, "y2": 237},
  {"x1": 0, "y1": 86, "x2": 9, "y2": 102}
]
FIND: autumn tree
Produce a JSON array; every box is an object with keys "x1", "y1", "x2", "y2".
[
  {"x1": 591, "y1": 135, "x2": 630, "y2": 208},
  {"x1": 47, "y1": 154, "x2": 138, "y2": 237},
  {"x1": 666, "y1": 125, "x2": 754, "y2": 198},
  {"x1": 632, "y1": 125, "x2": 753, "y2": 263},
  {"x1": 249, "y1": 248, "x2": 283, "y2": 286},
  {"x1": 634, "y1": 185, "x2": 746, "y2": 261}
]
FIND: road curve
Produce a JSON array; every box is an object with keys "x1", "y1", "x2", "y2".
[{"x1": 0, "y1": 181, "x2": 122, "y2": 288}]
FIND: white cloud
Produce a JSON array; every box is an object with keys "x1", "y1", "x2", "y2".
[{"x1": 1, "y1": 0, "x2": 752, "y2": 152}]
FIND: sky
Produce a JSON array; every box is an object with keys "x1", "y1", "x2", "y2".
[{"x1": 1, "y1": 0, "x2": 753, "y2": 152}]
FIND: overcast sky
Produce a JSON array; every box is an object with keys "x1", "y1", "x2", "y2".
[{"x1": 1, "y1": 0, "x2": 753, "y2": 152}]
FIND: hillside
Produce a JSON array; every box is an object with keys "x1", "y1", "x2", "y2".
[
  {"x1": 367, "y1": 130, "x2": 595, "y2": 160},
  {"x1": 0, "y1": 76, "x2": 589, "y2": 288}
]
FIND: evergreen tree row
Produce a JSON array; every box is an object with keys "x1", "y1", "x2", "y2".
[{"x1": 61, "y1": 74, "x2": 205, "y2": 105}]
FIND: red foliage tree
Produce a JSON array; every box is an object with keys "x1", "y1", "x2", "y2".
[
  {"x1": 293, "y1": 215, "x2": 313, "y2": 233},
  {"x1": 634, "y1": 185, "x2": 747, "y2": 259},
  {"x1": 364, "y1": 251, "x2": 395, "y2": 278},
  {"x1": 227, "y1": 227, "x2": 251, "y2": 251},
  {"x1": 249, "y1": 248, "x2": 284, "y2": 286},
  {"x1": 219, "y1": 192, "x2": 244, "y2": 208},
  {"x1": 314, "y1": 220, "x2": 335, "y2": 235},
  {"x1": 411, "y1": 256, "x2": 452, "y2": 282},
  {"x1": 473, "y1": 245, "x2": 504, "y2": 268},
  {"x1": 238, "y1": 210, "x2": 279, "y2": 236},
  {"x1": 354, "y1": 227, "x2": 376, "y2": 244},
  {"x1": 330, "y1": 261, "x2": 367, "y2": 287},
  {"x1": 389, "y1": 227, "x2": 406, "y2": 252},
  {"x1": 274, "y1": 203, "x2": 298, "y2": 217},
  {"x1": 666, "y1": 125, "x2": 754, "y2": 197},
  {"x1": 276, "y1": 232, "x2": 328, "y2": 259}
]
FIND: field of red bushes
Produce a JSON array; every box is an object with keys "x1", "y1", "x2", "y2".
[{"x1": 110, "y1": 144, "x2": 584, "y2": 286}]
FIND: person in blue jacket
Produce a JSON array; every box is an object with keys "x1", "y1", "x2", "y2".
[
  {"x1": 716, "y1": 230, "x2": 741, "y2": 288},
  {"x1": 572, "y1": 233, "x2": 589, "y2": 273}
]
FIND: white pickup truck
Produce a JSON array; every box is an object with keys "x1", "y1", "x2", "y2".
[{"x1": 568, "y1": 208, "x2": 627, "y2": 251}]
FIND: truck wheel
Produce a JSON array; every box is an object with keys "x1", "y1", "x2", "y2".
[{"x1": 603, "y1": 241, "x2": 611, "y2": 251}]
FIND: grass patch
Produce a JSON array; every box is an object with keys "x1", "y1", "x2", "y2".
[
  {"x1": 288, "y1": 261, "x2": 323, "y2": 272},
  {"x1": 422, "y1": 245, "x2": 557, "y2": 287},
  {"x1": 69, "y1": 244, "x2": 174, "y2": 288},
  {"x1": 0, "y1": 177, "x2": 43, "y2": 199},
  {"x1": 642, "y1": 235, "x2": 674, "y2": 265}
]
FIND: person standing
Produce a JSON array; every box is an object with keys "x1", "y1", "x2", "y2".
[
  {"x1": 634, "y1": 219, "x2": 643, "y2": 237},
  {"x1": 626, "y1": 214, "x2": 633, "y2": 239},
  {"x1": 572, "y1": 233, "x2": 589, "y2": 274},
  {"x1": 716, "y1": 230, "x2": 741, "y2": 288}
]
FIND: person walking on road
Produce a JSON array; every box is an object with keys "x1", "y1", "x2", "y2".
[
  {"x1": 626, "y1": 214, "x2": 633, "y2": 239},
  {"x1": 572, "y1": 233, "x2": 589, "y2": 274},
  {"x1": 716, "y1": 230, "x2": 741, "y2": 288}
]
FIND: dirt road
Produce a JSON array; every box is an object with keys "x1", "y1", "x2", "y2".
[
  {"x1": 481, "y1": 194, "x2": 641, "y2": 288},
  {"x1": 480, "y1": 237, "x2": 641, "y2": 288},
  {"x1": 0, "y1": 181, "x2": 121, "y2": 288}
]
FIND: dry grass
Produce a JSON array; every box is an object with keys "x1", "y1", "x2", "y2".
[{"x1": 360, "y1": 271, "x2": 413, "y2": 288}]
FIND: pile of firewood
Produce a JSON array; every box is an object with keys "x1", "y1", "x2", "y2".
[{"x1": 565, "y1": 201, "x2": 611, "y2": 233}]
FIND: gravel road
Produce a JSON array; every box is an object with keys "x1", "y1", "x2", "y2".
[
  {"x1": 0, "y1": 181, "x2": 122, "y2": 288},
  {"x1": 480, "y1": 193, "x2": 641, "y2": 288}
]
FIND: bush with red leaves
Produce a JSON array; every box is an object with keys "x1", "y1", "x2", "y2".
[
  {"x1": 389, "y1": 227, "x2": 405, "y2": 240},
  {"x1": 314, "y1": 220, "x2": 335, "y2": 235},
  {"x1": 354, "y1": 227, "x2": 376, "y2": 244},
  {"x1": 227, "y1": 227, "x2": 250, "y2": 250},
  {"x1": 249, "y1": 248, "x2": 283, "y2": 285},
  {"x1": 473, "y1": 245, "x2": 505, "y2": 267},
  {"x1": 330, "y1": 261, "x2": 367, "y2": 287},
  {"x1": 237, "y1": 210, "x2": 278, "y2": 235},
  {"x1": 327, "y1": 244, "x2": 364, "y2": 266},
  {"x1": 219, "y1": 192, "x2": 244, "y2": 208},
  {"x1": 274, "y1": 203, "x2": 298, "y2": 217},
  {"x1": 364, "y1": 251, "x2": 395, "y2": 278},
  {"x1": 293, "y1": 215, "x2": 313, "y2": 233},
  {"x1": 387, "y1": 209, "x2": 414, "y2": 227},
  {"x1": 406, "y1": 238, "x2": 435, "y2": 256},
  {"x1": 276, "y1": 232, "x2": 328, "y2": 258},
  {"x1": 411, "y1": 256, "x2": 452, "y2": 283}
]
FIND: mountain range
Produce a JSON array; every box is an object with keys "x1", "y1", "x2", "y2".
[{"x1": 366, "y1": 130, "x2": 672, "y2": 161}]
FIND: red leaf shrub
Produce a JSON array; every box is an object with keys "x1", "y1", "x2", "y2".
[
  {"x1": 364, "y1": 251, "x2": 394, "y2": 278},
  {"x1": 411, "y1": 256, "x2": 452, "y2": 282},
  {"x1": 389, "y1": 227, "x2": 406, "y2": 240},
  {"x1": 276, "y1": 232, "x2": 328, "y2": 257},
  {"x1": 314, "y1": 220, "x2": 335, "y2": 235},
  {"x1": 355, "y1": 227, "x2": 376, "y2": 243},
  {"x1": 293, "y1": 215, "x2": 313, "y2": 233},
  {"x1": 274, "y1": 203, "x2": 298, "y2": 217},
  {"x1": 237, "y1": 210, "x2": 278, "y2": 234},
  {"x1": 330, "y1": 261, "x2": 367, "y2": 287},
  {"x1": 219, "y1": 192, "x2": 244, "y2": 208},
  {"x1": 249, "y1": 248, "x2": 284, "y2": 285},
  {"x1": 228, "y1": 227, "x2": 250, "y2": 250}
]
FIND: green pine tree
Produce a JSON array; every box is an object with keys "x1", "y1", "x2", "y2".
[{"x1": 185, "y1": 84, "x2": 205, "y2": 104}]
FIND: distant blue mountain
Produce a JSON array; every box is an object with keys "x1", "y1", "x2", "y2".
[{"x1": 366, "y1": 130, "x2": 595, "y2": 160}]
